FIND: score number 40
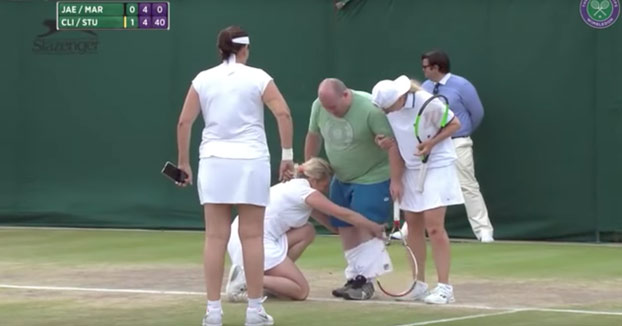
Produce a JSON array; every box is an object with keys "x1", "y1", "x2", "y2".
[{"x1": 126, "y1": 16, "x2": 168, "y2": 29}]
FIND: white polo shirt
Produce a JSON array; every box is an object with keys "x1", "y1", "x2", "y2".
[
  {"x1": 387, "y1": 91, "x2": 457, "y2": 169},
  {"x1": 192, "y1": 62, "x2": 273, "y2": 159}
]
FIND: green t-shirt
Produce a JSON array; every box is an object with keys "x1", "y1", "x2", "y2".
[{"x1": 308, "y1": 90, "x2": 394, "y2": 184}]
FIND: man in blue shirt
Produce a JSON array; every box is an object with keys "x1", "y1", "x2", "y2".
[{"x1": 419, "y1": 50, "x2": 494, "y2": 242}]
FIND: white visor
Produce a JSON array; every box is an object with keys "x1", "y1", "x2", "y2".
[{"x1": 232, "y1": 36, "x2": 250, "y2": 45}]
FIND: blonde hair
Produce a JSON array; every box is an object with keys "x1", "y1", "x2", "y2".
[
  {"x1": 294, "y1": 157, "x2": 333, "y2": 181},
  {"x1": 409, "y1": 79, "x2": 423, "y2": 93}
]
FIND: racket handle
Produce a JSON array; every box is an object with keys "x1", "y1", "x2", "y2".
[
  {"x1": 393, "y1": 201, "x2": 400, "y2": 223},
  {"x1": 415, "y1": 163, "x2": 428, "y2": 192}
]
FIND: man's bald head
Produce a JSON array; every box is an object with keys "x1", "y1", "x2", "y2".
[
  {"x1": 319, "y1": 78, "x2": 347, "y2": 96},
  {"x1": 317, "y1": 78, "x2": 351, "y2": 117}
]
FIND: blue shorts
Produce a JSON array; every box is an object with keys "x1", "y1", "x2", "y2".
[{"x1": 329, "y1": 178, "x2": 391, "y2": 227}]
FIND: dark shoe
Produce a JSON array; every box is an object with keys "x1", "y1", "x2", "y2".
[
  {"x1": 331, "y1": 279, "x2": 354, "y2": 298},
  {"x1": 343, "y1": 275, "x2": 375, "y2": 300}
]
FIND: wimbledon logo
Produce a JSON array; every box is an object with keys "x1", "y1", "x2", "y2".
[{"x1": 580, "y1": 0, "x2": 620, "y2": 29}]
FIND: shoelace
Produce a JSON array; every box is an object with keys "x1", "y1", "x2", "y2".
[
  {"x1": 233, "y1": 291, "x2": 268, "y2": 303},
  {"x1": 431, "y1": 287, "x2": 450, "y2": 298}
]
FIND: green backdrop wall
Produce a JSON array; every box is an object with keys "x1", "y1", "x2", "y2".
[{"x1": 0, "y1": 0, "x2": 620, "y2": 241}]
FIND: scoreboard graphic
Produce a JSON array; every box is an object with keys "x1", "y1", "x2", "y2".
[{"x1": 56, "y1": 2, "x2": 170, "y2": 30}]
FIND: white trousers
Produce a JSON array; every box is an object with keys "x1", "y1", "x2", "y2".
[
  {"x1": 344, "y1": 238, "x2": 393, "y2": 280},
  {"x1": 452, "y1": 137, "x2": 493, "y2": 239}
]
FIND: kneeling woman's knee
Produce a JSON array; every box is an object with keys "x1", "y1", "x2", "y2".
[
  {"x1": 305, "y1": 223, "x2": 316, "y2": 240},
  {"x1": 293, "y1": 281, "x2": 310, "y2": 301}
]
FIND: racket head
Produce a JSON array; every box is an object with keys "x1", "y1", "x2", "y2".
[
  {"x1": 591, "y1": 0, "x2": 600, "y2": 9},
  {"x1": 377, "y1": 203, "x2": 419, "y2": 298},
  {"x1": 413, "y1": 94, "x2": 449, "y2": 167},
  {"x1": 376, "y1": 234, "x2": 418, "y2": 297},
  {"x1": 414, "y1": 94, "x2": 449, "y2": 142}
]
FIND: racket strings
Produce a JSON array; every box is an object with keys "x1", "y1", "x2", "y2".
[{"x1": 377, "y1": 228, "x2": 419, "y2": 298}]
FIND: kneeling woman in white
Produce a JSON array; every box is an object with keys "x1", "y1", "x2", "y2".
[
  {"x1": 372, "y1": 76, "x2": 464, "y2": 304},
  {"x1": 226, "y1": 158, "x2": 384, "y2": 301}
]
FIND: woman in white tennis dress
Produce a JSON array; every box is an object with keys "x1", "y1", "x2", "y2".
[
  {"x1": 176, "y1": 26, "x2": 294, "y2": 326},
  {"x1": 371, "y1": 75, "x2": 463, "y2": 305},
  {"x1": 226, "y1": 158, "x2": 384, "y2": 301}
]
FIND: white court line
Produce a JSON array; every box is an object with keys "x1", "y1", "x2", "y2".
[
  {"x1": 2, "y1": 284, "x2": 622, "y2": 318},
  {"x1": 529, "y1": 307, "x2": 622, "y2": 316},
  {"x1": 0, "y1": 226, "x2": 203, "y2": 234},
  {"x1": 0, "y1": 284, "x2": 205, "y2": 296},
  {"x1": 392, "y1": 309, "x2": 526, "y2": 326},
  {"x1": 1, "y1": 226, "x2": 620, "y2": 247},
  {"x1": 307, "y1": 296, "x2": 507, "y2": 311},
  {"x1": 0, "y1": 284, "x2": 496, "y2": 310}
]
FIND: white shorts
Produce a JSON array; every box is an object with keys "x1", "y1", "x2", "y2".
[
  {"x1": 400, "y1": 164, "x2": 464, "y2": 213},
  {"x1": 227, "y1": 219, "x2": 288, "y2": 271},
  {"x1": 197, "y1": 157, "x2": 270, "y2": 206}
]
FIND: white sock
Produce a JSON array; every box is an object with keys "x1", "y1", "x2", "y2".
[
  {"x1": 437, "y1": 283, "x2": 452, "y2": 290},
  {"x1": 207, "y1": 300, "x2": 221, "y2": 313},
  {"x1": 414, "y1": 281, "x2": 428, "y2": 292},
  {"x1": 247, "y1": 297, "x2": 262, "y2": 310}
]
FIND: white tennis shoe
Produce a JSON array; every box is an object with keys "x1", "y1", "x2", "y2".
[
  {"x1": 390, "y1": 231, "x2": 403, "y2": 240},
  {"x1": 226, "y1": 264, "x2": 247, "y2": 302},
  {"x1": 245, "y1": 306, "x2": 274, "y2": 326},
  {"x1": 480, "y1": 230, "x2": 495, "y2": 243},
  {"x1": 395, "y1": 281, "x2": 428, "y2": 301},
  {"x1": 424, "y1": 283, "x2": 455, "y2": 304},
  {"x1": 411, "y1": 281, "x2": 429, "y2": 301},
  {"x1": 201, "y1": 309, "x2": 223, "y2": 326}
]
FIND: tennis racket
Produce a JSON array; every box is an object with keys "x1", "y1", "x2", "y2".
[
  {"x1": 376, "y1": 201, "x2": 418, "y2": 297},
  {"x1": 413, "y1": 94, "x2": 450, "y2": 192}
]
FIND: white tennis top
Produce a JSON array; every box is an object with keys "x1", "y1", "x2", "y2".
[
  {"x1": 263, "y1": 178, "x2": 317, "y2": 240},
  {"x1": 192, "y1": 61, "x2": 273, "y2": 159},
  {"x1": 387, "y1": 91, "x2": 457, "y2": 169}
]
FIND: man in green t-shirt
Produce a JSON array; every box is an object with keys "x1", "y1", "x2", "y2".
[{"x1": 305, "y1": 78, "x2": 402, "y2": 300}]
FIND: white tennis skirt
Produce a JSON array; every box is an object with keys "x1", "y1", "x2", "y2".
[
  {"x1": 197, "y1": 157, "x2": 270, "y2": 206},
  {"x1": 227, "y1": 219, "x2": 288, "y2": 271},
  {"x1": 400, "y1": 164, "x2": 464, "y2": 213}
]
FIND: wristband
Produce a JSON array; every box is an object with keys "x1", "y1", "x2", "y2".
[{"x1": 282, "y1": 148, "x2": 293, "y2": 161}]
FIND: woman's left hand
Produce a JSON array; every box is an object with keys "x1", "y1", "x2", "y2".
[{"x1": 415, "y1": 141, "x2": 433, "y2": 157}]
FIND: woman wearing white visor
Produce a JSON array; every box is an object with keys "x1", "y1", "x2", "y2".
[
  {"x1": 371, "y1": 76, "x2": 463, "y2": 304},
  {"x1": 176, "y1": 25, "x2": 294, "y2": 326}
]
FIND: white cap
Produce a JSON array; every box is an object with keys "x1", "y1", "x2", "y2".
[{"x1": 371, "y1": 75, "x2": 411, "y2": 109}]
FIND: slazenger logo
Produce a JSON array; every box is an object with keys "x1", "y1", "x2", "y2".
[{"x1": 32, "y1": 19, "x2": 99, "y2": 55}]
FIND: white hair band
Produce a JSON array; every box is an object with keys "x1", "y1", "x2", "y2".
[{"x1": 232, "y1": 36, "x2": 250, "y2": 44}]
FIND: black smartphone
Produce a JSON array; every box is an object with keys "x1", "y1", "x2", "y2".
[{"x1": 161, "y1": 161, "x2": 188, "y2": 183}]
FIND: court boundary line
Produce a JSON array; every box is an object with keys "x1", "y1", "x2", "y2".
[
  {"x1": 1, "y1": 226, "x2": 620, "y2": 247},
  {"x1": 393, "y1": 309, "x2": 526, "y2": 326},
  {"x1": 2, "y1": 283, "x2": 621, "y2": 318}
]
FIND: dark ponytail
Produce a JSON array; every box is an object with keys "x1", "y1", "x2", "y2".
[{"x1": 217, "y1": 25, "x2": 249, "y2": 61}]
